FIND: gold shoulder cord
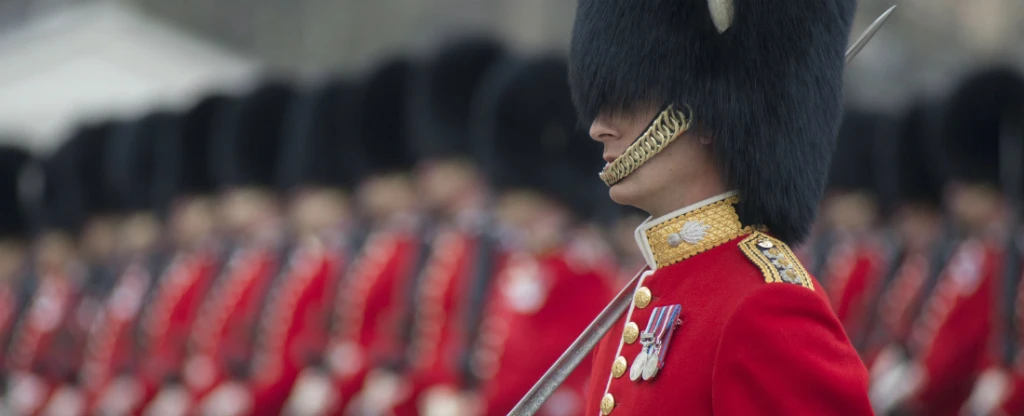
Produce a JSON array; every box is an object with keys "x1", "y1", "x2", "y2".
[
  {"x1": 598, "y1": 105, "x2": 691, "y2": 186},
  {"x1": 738, "y1": 232, "x2": 814, "y2": 290}
]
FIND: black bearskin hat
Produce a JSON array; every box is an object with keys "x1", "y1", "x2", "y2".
[
  {"x1": 827, "y1": 109, "x2": 884, "y2": 195},
  {"x1": 213, "y1": 81, "x2": 296, "y2": 190},
  {"x1": 40, "y1": 138, "x2": 87, "y2": 235},
  {"x1": 941, "y1": 67, "x2": 1024, "y2": 187},
  {"x1": 894, "y1": 100, "x2": 945, "y2": 207},
  {"x1": 569, "y1": 0, "x2": 856, "y2": 244},
  {"x1": 277, "y1": 79, "x2": 368, "y2": 192},
  {"x1": 474, "y1": 56, "x2": 604, "y2": 220},
  {"x1": 160, "y1": 94, "x2": 230, "y2": 203},
  {"x1": 0, "y1": 145, "x2": 35, "y2": 240},
  {"x1": 357, "y1": 58, "x2": 418, "y2": 175},
  {"x1": 68, "y1": 122, "x2": 120, "y2": 218},
  {"x1": 410, "y1": 38, "x2": 503, "y2": 160},
  {"x1": 108, "y1": 112, "x2": 174, "y2": 214}
]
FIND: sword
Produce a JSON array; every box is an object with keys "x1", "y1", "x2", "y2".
[
  {"x1": 847, "y1": 5, "x2": 897, "y2": 65},
  {"x1": 508, "y1": 6, "x2": 896, "y2": 416}
]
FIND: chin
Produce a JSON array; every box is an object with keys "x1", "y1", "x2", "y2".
[{"x1": 608, "y1": 176, "x2": 644, "y2": 207}]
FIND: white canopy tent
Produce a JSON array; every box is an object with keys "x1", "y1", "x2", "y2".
[{"x1": 0, "y1": 1, "x2": 261, "y2": 152}]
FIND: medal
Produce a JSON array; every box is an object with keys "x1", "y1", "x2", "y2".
[
  {"x1": 646, "y1": 305, "x2": 683, "y2": 380},
  {"x1": 631, "y1": 306, "x2": 667, "y2": 381},
  {"x1": 628, "y1": 349, "x2": 647, "y2": 381}
]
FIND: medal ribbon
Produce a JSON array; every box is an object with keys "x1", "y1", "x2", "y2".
[
  {"x1": 656, "y1": 305, "x2": 683, "y2": 368},
  {"x1": 646, "y1": 307, "x2": 668, "y2": 354}
]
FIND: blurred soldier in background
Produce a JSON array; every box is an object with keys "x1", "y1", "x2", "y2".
[
  {"x1": 465, "y1": 55, "x2": 615, "y2": 416},
  {"x1": 8, "y1": 123, "x2": 128, "y2": 415},
  {"x1": 819, "y1": 109, "x2": 889, "y2": 353},
  {"x1": 875, "y1": 67, "x2": 1024, "y2": 416},
  {"x1": 133, "y1": 96, "x2": 226, "y2": 415},
  {"x1": 0, "y1": 145, "x2": 36, "y2": 412},
  {"x1": 966, "y1": 69, "x2": 1024, "y2": 416},
  {"x1": 172, "y1": 82, "x2": 294, "y2": 414},
  {"x1": 287, "y1": 58, "x2": 425, "y2": 416},
  {"x1": 6, "y1": 128, "x2": 94, "y2": 415},
  {"x1": 202, "y1": 77, "x2": 368, "y2": 415},
  {"x1": 865, "y1": 100, "x2": 949, "y2": 385},
  {"x1": 355, "y1": 38, "x2": 504, "y2": 416},
  {"x1": 80, "y1": 112, "x2": 175, "y2": 415}
]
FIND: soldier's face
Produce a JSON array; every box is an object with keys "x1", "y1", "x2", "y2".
[{"x1": 590, "y1": 106, "x2": 721, "y2": 217}]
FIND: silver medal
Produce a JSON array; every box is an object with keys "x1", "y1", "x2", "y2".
[
  {"x1": 629, "y1": 350, "x2": 648, "y2": 381},
  {"x1": 641, "y1": 346, "x2": 661, "y2": 380}
]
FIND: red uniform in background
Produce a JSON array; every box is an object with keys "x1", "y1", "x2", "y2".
[
  {"x1": 385, "y1": 228, "x2": 480, "y2": 416},
  {"x1": 296, "y1": 226, "x2": 420, "y2": 414},
  {"x1": 180, "y1": 246, "x2": 279, "y2": 408},
  {"x1": 133, "y1": 248, "x2": 219, "y2": 413},
  {"x1": 822, "y1": 237, "x2": 887, "y2": 352},
  {"x1": 79, "y1": 260, "x2": 155, "y2": 413},
  {"x1": 864, "y1": 251, "x2": 932, "y2": 370},
  {"x1": 6, "y1": 270, "x2": 88, "y2": 415},
  {"x1": 475, "y1": 245, "x2": 615, "y2": 416},
  {"x1": 208, "y1": 239, "x2": 344, "y2": 415},
  {"x1": 900, "y1": 238, "x2": 1002, "y2": 415}
]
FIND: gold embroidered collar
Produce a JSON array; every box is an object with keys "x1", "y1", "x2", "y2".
[{"x1": 634, "y1": 191, "x2": 752, "y2": 269}]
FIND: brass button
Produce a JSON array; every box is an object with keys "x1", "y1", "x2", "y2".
[
  {"x1": 600, "y1": 393, "x2": 615, "y2": 415},
  {"x1": 612, "y1": 356, "x2": 628, "y2": 378},
  {"x1": 623, "y1": 322, "x2": 639, "y2": 344},
  {"x1": 634, "y1": 286, "x2": 652, "y2": 309}
]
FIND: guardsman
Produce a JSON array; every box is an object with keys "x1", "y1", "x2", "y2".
[
  {"x1": 875, "y1": 68, "x2": 1024, "y2": 416},
  {"x1": 818, "y1": 109, "x2": 889, "y2": 351},
  {"x1": 465, "y1": 56, "x2": 616, "y2": 416},
  {"x1": 0, "y1": 145, "x2": 35, "y2": 408},
  {"x1": 568, "y1": 0, "x2": 872, "y2": 414},
  {"x1": 967, "y1": 69, "x2": 1024, "y2": 416},
  {"x1": 352, "y1": 38, "x2": 505, "y2": 416},
  {"x1": 80, "y1": 112, "x2": 174, "y2": 414},
  {"x1": 863, "y1": 100, "x2": 948, "y2": 382},
  {"x1": 285, "y1": 59, "x2": 426, "y2": 416},
  {"x1": 167, "y1": 82, "x2": 294, "y2": 414},
  {"x1": 6, "y1": 126, "x2": 97, "y2": 415},
  {"x1": 132, "y1": 96, "x2": 227, "y2": 415},
  {"x1": 198, "y1": 78, "x2": 368, "y2": 416}
]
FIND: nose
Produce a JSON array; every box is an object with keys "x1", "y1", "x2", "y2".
[{"x1": 589, "y1": 116, "x2": 619, "y2": 144}]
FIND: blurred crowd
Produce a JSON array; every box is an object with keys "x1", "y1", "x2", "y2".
[
  {"x1": 813, "y1": 65, "x2": 1024, "y2": 415},
  {"x1": 0, "y1": 29, "x2": 1024, "y2": 416},
  {"x1": 0, "y1": 37, "x2": 634, "y2": 416}
]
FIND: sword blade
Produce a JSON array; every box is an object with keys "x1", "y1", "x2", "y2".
[
  {"x1": 510, "y1": 6, "x2": 897, "y2": 416},
  {"x1": 846, "y1": 5, "x2": 896, "y2": 64}
]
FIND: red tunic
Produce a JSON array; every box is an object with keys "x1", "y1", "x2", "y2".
[
  {"x1": 822, "y1": 238, "x2": 887, "y2": 349},
  {"x1": 312, "y1": 229, "x2": 420, "y2": 413},
  {"x1": 476, "y1": 247, "x2": 615, "y2": 416},
  {"x1": 182, "y1": 246, "x2": 279, "y2": 405},
  {"x1": 583, "y1": 196, "x2": 871, "y2": 416},
  {"x1": 6, "y1": 271, "x2": 87, "y2": 416},
  {"x1": 79, "y1": 260, "x2": 154, "y2": 413},
  {"x1": 133, "y1": 249, "x2": 219, "y2": 413},
  {"x1": 387, "y1": 229, "x2": 478, "y2": 416},
  {"x1": 902, "y1": 239, "x2": 1002, "y2": 415},
  {"x1": 238, "y1": 241, "x2": 344, "y2": 415}
]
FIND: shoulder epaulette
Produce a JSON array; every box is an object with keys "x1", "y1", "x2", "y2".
[{"x1": 738, "y1": 232, "x2": 814, "y2": 290}]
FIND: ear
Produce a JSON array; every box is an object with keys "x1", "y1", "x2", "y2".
[{"x1": 707, "y1": 0, "x2": 735, "y2": 34}]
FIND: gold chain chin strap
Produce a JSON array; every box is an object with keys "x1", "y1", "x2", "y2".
[{"x1": 598, "y1": 105, "x2": 692, "y2": 186}]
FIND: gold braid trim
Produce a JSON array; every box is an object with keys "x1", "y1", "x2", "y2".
[
  {"x1": 644, "y1": 196, "x2": 755, "y2": 268},
  {"x1": 599, "y1": 105, "x2": 692, "y2": 186}
]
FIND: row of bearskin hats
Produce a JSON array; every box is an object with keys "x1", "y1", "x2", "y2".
[
  {"x1": 825, "y1": 65, "x2": 1024, "y2": 213},
  {"x1": 0, "y1": 36, "x2": 611, "y2": 243}
]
